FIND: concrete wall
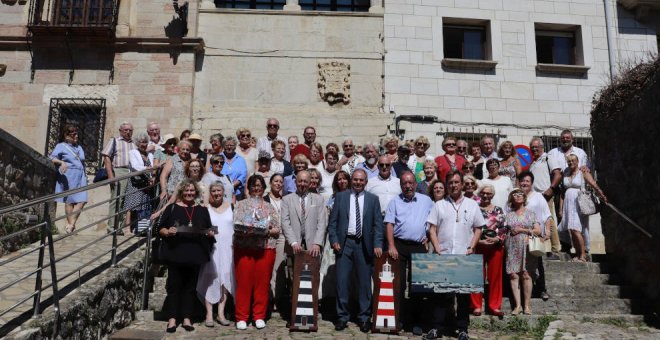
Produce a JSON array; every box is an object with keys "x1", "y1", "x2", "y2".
[
  {"x1": 193, "y1": 9, "x2": 391, "y2": 147},
  {"x1": 383, "y1": 0, "x2": 658, "y2": 153}
]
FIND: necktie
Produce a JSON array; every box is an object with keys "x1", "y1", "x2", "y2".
[
  {"x1": 355, "y1": 192, "x2": 362, "y2": 239},
  {"x1": 300, "y1": 194, "x2": 306, "y2": 238}
]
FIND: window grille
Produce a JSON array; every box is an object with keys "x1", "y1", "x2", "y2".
[
  {"x1": 539, "y1": 135, "x2": 594, "y2": 168},
  {"x1": 45, "y1": 98, "x2": 107, "y2": 175},
  {"x1": 214, "y1": 0, "x2": 285, "y2": 9}
]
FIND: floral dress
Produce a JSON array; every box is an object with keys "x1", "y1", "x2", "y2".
[
  {"x1": 504, "y1": 209, "x2": 538, "y2": 275},
  {"x1": 232, "y1": 197, "x2": 280, "y2": 250}
]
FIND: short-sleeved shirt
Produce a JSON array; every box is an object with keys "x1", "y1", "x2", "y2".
[
  {"x1": 366, "y1": 175, "x2": 402, "y2": 215},
  {"x1": 101, "y1": 137, "x2": 135, "y2": 168},
  {"x1": 355, "y1": 162, "x2": 380, "y2": 179},
  {"x1": 384, "y1": 193, "x2": 434, "y2": 243},
  {"x1": 525, "y1": 192, "x2": 552, "y2": 236},
  {"x1": 529, "y1": 152, "x2": 561, "y2": 192},
  {"x1": 220, "y1": 152, "x2": 248, "y2": 197},
  {"x1": 547, "y1": 146, "x2": 588, "y2": 171},
  {"x1": 257, "y1": 135, "x2": 289, "y2": 160},
  {"x1": 426, "y1": 196, "x2": 486, "y2": 255}
]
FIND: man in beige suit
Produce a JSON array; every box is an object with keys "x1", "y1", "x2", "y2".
[{"x1": 281, "y1": 170, "x2": 327, "y2": 256}]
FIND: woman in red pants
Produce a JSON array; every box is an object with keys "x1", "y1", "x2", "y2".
[
  {"x1": 470, "y1": 184, "x2": 506, "y2": 316},
  {"x1": 232, "y1": 174, "x2": 281, "y2": 330}
]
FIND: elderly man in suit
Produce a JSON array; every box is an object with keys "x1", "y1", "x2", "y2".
[
  {"x1": 281, "y1": 170, "x2": 328, "y2": 256},
  {"x1": 328, "y1": 168, "x2": 384, "y2": 333}
]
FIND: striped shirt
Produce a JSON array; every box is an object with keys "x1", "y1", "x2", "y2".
[{"x1": 101, "y1": 137, "x2": 136, "y2": 168}]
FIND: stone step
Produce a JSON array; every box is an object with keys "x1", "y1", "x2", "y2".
[
  {"x1": 500, "y1": 297, "x2": 641, "y2": 315},
  {"x1": 471, "y1": 313, "x2": 646, "y2": 328},
  {"x1": 153, "y1": 276, "x2": 166, "y2": 292},
  {"x1": 109, "y1": 328, "x2": 164, "y2": 340},
  {"x1": 545, "y1": 273, "x2": 618, "y2": 287},
  {"x1": 543, "y1": 260, "x2": 606, "y2": 274},
  {"x1": 148, "y1": 292, "x2": 166, "y2": 312},
  {"x1": 544, "y1": 284, "x2": 629, "y2": 299}
]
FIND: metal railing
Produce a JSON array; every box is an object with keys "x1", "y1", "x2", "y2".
[
  {"x1": 28, "y1": 0, "x2": 120, "y2": 30},
  {"x1": 0, "y1": 168, "x2": 159, "y2": 336}
]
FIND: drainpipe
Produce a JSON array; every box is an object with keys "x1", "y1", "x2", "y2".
[{"x1": 603, "y1": 0, "x2": 617, "y2": 81}]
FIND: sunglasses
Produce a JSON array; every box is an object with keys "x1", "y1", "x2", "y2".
[
  {"x1": 444, "y1": 143, "x2": 456, "y2": 147},
  {"x1": 212, "y1": 161, "x2": 225, "y2": 165},
  {"x1": 464, "y1": 182, "x2": 476, "y2": 187},
  {"x1": 378, "y1": 164, "x2": 392, "y2": 168},
  {"x1": 267, "y1": 124, "x2": 279, "y2": 128},
  {"x1": 240, "y1": 134, "x2": 251, "y2": 138},
  {"x1": 416, "y1": 143, "x2": 429, "y2": 147},
  {"x1": 344, "y1": 144, "x2": 354, "y2": 148},
  {"x1": 512, "y1": 192, "x2": 525, "y2": 198}
]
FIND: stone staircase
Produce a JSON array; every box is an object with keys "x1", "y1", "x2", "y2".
[
  {"x1": 498, "y1": 255, "x2": 645, "y2": 317},
  {"x1": 147, "y1": 268, "x2": 167, "y2": 316}
]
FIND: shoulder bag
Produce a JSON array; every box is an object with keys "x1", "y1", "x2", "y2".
[
  {"x1": 528, "y1": 235, "x2": 545, "y2": 257},
  {"x1": 151, "y1": 204, "x2": 175, "y2": 265},
  {"x1": 93, "y1": 137, "x2": 116, "y2": 183},
  {"x1": 577, "y1": 175, "x2": 598, "y2": 216}
]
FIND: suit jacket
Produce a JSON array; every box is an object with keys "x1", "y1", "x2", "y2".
[
  {"x1": 328, "y1": 190, "x2": 384, "y2": 257},
  {"x1": 281, "y1": 192, "x2": 328, "y2": 249}
]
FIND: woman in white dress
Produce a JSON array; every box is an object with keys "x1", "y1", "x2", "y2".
[
  {"x1": 558, "y1": 154, "x2": 607, "y2": 262},
  {"x1": 197, "y1": 182, "x2": 234, "y2": 327}
]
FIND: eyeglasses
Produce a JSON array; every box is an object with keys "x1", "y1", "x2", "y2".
[
  {"x1": 240, "y1": 134, "x2": 251, "y2": 138},
  {"x1": 416, "y1": 143, "x2": 429, "y2": 147},
  {"x1": 378, "y1": 164, "x2": 392, "y2": 168},
  {"x1": 343, "y1": 144, "x2": 354, "y2": 148},
  {"x1": 464, "y1": 182, "x2": 476, "y2": 186},
  {"x1": 512, "y1": 192, "x2": 525, "y2": 198},
  {"x1": 267, "y1": 124, "x2": 279, "y2": 128},
  {"x1": 212, "y1": 161, "x2": 225, "y2": 165},
  {"x1": 463, "y1": 166, "x2": 475, "y2": 170}
]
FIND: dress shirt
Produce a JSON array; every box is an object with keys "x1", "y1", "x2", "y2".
[
  {"x1": 547, "y1": 146, "x2": 588, "y2": 171},
  {"x1": 426, "y1": 196, "x2": 486, "y2": 254},
  {"x1": 384, "y1": 193, "x2": 434, "y2": 243},
  {"x1": 102, "y1": 136, "x2": 135, "y2": 168},
  {"x1": 348, "y1": 190, "x2": 365, "y2": 236},
  {"x1": 366, "y1": 175, "x2": 402, "y2": 215},
  {"x1": 529, "y1": 152, "x2": 561, "y2": 192},
  {"x1": 257, "y1": 135, "x2": 289, "y2": 160},
  {"x1": 220, "y1": 152, "x2": 248, "y2": 197},
  {"x1": 283, "y1": 174, "x2": 297, "y2": 196}
]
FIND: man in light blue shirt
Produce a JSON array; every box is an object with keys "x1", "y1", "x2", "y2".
[{"x1": 383, "y1": 171, "x2": 434, "y2": 335}]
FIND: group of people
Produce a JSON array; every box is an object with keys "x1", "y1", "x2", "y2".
[{"x1": 49, "y1": 118, "x2": 608, "y2": 339}]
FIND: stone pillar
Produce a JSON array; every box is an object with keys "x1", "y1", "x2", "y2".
[
  {"x1": 369, "y1": 0, "x2": 383, "y2": 13},
  {"x1": 283, "y1": 0, "x2": 301, "y2": 11},
  {"x1": 116, "y1": 0, "x2": 131, "y2": 37},
  {"x1": 200, "y1": 0, "x2": 215, "y2": 9}
]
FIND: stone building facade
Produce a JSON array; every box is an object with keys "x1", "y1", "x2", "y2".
[{"x1": 383, "y1": 0, "x2": 659, "y2": 153}]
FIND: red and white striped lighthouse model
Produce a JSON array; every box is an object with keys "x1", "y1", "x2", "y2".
[{"x1": 375, "y1": 259, "x2": 396, "y2": 330}]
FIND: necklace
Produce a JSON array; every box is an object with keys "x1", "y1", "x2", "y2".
[
  {"x1": 183, "y1": 204, "x2": 195, "y2": 227},
  {"x1": 450, "y1": 196, "x2": 464, "y2": 222}
]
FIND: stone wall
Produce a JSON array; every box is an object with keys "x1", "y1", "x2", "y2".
[
  {"x1": 6, "y1": 250, "x2": 145, "y2": 339},
  {"x1": 0, "y1": 128, "x2": 56, "y2": 257},
  {"x1": 193, "y1": 9, "x2": 392, "y2": 147},
  {"x1": 591, "y1": 57, "x2": 660, "y2": 316}
]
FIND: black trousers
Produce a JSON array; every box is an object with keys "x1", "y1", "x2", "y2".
[
  {"x1": 394, "y1": 238, "x2": 427, "y2": 327},
  {"x1": 535, "y1": 257, "x2": 547, "y2": 294},
  {"x1": 165, "y1": 263, "x2": 200, "y2": 320},
  {"x1": 429, "y1": 293, "x2": 470, "y2": 332}
]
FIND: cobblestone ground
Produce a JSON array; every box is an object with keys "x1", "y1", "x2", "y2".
[
  {"x1": 121, "y1": 313, "x2": 660, "y2": 339},
  {"x1": 0, "y1": 232, "x2": 142, "y2": 327}
]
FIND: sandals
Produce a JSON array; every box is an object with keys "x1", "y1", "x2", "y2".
[
  {"x1": 572, "y1": 257, "x2": 587, "y2": 263},
  {"x1": 205, "y1": 320, "x2": 215, "y2": 327},
  {"x1": 216, "y1": 317, "x2": 231, "y2": 326},
  {"x1": 523, "y1": 307, "x2": 532, "y2": 315},
  {"x1": 472, "y1": 309, "x2": 482, "y2": 316},
  {"x1": 511, "y1": 307, "x2": 521, "y2": 316},
  {"x1": 65, "y1": 224, "x2": 75, "y2": 234}
]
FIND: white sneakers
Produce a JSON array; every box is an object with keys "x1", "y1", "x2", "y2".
[
  {"x1": 236, "y1": 321, "x2": 247, "y2": 330},
  {"x1": 255, "y1": 319, "x2": 266, "y2": 329}
]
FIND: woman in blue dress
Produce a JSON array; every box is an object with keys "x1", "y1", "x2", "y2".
[{"x1": 49, "y1": 124, "x2": 88, "y2": 233}]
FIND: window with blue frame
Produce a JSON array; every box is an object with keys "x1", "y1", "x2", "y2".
[
  {"x1": 443, "y1": 25, "x2": 487, "y2": 60},
  {"x1": 299, "y1": 0, "x2": 370, "y2": 11},
  {"x1": 215, "y1": 0, "x2": 286, "y2": 10},
  {"x1": 535, "y1": 30, "x2": 577, "y2": 65}
]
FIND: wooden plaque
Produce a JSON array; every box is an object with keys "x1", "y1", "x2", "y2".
[
  {"x1": 371, "y1": 255, "x2": 401, "y2": 334},
  {"x1": 289, "y1": 252, "x2": 320, "y2": 332}
]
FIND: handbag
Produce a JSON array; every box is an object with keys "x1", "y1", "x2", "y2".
[
  {"x1": 151, "y1": 204, "x2": 174, "y2": 265},
  {"x1": 130, "y1": 174, "x2": 150, "y2": 189},
  {"x1": 528, "y1": 235, "x2": 545, "y2": 257},
  {"x1": 577, "y1": 177, "x2": 599, "y2": 216},
  {"x1": 93, "y1": 137, "x2": 116, "y2": 183}
]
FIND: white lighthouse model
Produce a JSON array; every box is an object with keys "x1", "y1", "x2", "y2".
[{"x1": 375, "y1": 259, "x2": 396, "y2": 330}]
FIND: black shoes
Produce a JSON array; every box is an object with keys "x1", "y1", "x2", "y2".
[
  {"x1": 334, "y1": 321, "x2": 347, "y2": 331},
  {"x1": 182, "y1": 324, "x2": 195, "y2": 332},
  {"x1": 412, "y1": 326, "x2": 424, "y2": 336},
  {"x1": 541, "y1": 291, "x2": 551, "y2": 301},
  {"x1": 457, "y1": 330, "x2": 470, "y2": 340},
  {"x1": 166, "y1": 325, "x2": 177, "y2": 333},
  {"x1": 359, "y1": 321, "x2": 372, "y2": 333},
  {"x1": 423, "y1": 328, "x2": 441, "y2": 339}
]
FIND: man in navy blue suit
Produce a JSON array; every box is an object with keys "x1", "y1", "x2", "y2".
[{"x1": 328, "y1": 168, "x2": 384, "y2": 333}]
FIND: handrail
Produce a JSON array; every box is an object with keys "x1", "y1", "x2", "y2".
[{"x1": 0, "y1": 166, "x2": 161, "y2": 336}]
